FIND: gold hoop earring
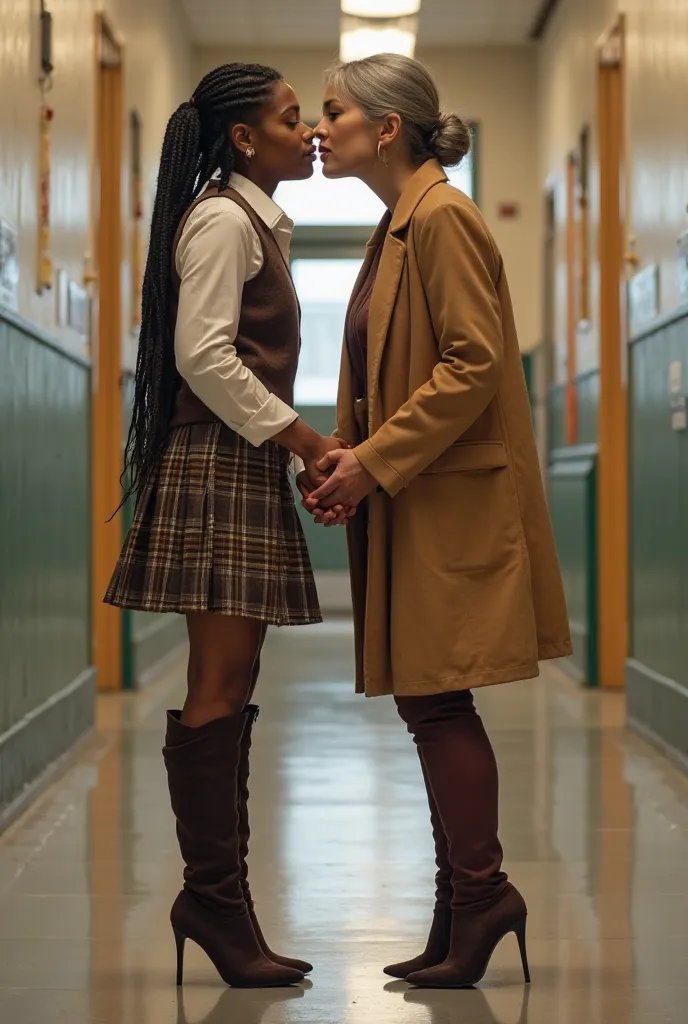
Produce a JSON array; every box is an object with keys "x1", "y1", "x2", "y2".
[
  {"x1": 377, "y1": 142, "x2": 388, "y2": 166},
  {"x1": 245, "y1": 146, "x2": 255, "y2": 160}
]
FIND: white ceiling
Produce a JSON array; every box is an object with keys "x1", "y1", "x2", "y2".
[{"x1": 181, "y1": 0, "x2": 544, "y2": 48}]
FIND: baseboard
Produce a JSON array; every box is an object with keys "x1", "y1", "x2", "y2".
[
  {"x1": 0, "y1": 667, "x2": 96, "y2": 830},
  {"x1": 554, "y1": 619, "x2": 588, "y2": 685},
  {"x1": 569, "y1": 619, "x2": 592, "y2": 685},
  {"x1": 555, "y1": 656, "x2": 584, "y2": 684},
  {"x1": 626, "y1": 657, "x2": 688, "y2": 770},
  {"x1": 132, "y1": 615, "x2": 187, "y2": 689},
  {"x1": 314, "y1": 571, "x2": 352, "y2": 615}
]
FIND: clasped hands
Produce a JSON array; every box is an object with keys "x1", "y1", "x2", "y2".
[{"x1": 296, "y1": 437, "x2": 377, "y2": 527}]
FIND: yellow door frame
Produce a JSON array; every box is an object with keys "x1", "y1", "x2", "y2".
[
  {"x1": 596, "y1": 14, "x2": 628, "y2": 689},
  {"x1": 92, "y1": 13, "x2": 124, "y2": 692},
  {"x1": 565, "y1": 152, "x2": 578, "y2": 444}
]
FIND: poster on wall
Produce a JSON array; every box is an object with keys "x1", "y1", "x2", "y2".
[
  {"x1": 0, "y1": 217, "x2": 19, "y2": 310},
  {"x1": 627, "y1": 264, "x2": 659, "y2": 335},
  {"x1": 67, "y1": 280, "x2": 90, "y2": 341}
]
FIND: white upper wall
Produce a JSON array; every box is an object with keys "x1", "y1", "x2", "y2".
[{"x1": 0, "y1": 0, "x2": 193, "y2": 349}]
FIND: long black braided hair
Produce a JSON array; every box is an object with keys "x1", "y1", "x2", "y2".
[{"x1": 122, "y1": 63, "x2": 283, "y2": 503}]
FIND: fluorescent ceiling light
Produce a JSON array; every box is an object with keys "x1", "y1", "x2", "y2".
[
  {"x1": 340, "y1": 24, "x2": 417, "y2": 61},
  {"x1": 341, "y1": 0, "x2": 421, "y2": 15}
]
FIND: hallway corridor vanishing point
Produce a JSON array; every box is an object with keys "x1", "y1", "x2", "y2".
[{"x1": 1, "y1": 620, "x2": 687, "y2": 1024}]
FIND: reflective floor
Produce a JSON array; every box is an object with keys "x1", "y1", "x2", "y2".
[{"x1": 1, "y1": 620, "x2": 688, "y2": 1023}]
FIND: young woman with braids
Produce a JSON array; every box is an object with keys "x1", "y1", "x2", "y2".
[{"x1": 105, "y1": 64, "x2": 347, "y2": 988}]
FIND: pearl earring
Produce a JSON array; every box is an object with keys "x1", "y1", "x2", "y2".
[{"x1": 245, "y1": 146, "x2": 255, "y2": 160}]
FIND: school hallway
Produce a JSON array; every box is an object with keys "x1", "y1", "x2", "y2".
[{"x1": 0, "y1": 619, "x2": 686, "y2": 1024}]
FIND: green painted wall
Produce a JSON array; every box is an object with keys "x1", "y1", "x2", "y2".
[
  {"x1": 548, "y1": 445, "x2": 598, "y2": 686},
  {"x1": 547, "y1": 370, "x2": 599, "y2": 457},
  {"x1": 575, "y1": 369, "x2": 600, "y2": 445},
  {"x1": 0, "y1": 310, "x2": 95, "y2": 821},
  {"x1": 546, "y1": 371, "x2": 600, "y2": 687},
  {"x1": 626, "y1": 307, "x2": 688, "y2": 759},
  {"x1": 548, "y1": 384, "x2": 565, "y2": 452}
]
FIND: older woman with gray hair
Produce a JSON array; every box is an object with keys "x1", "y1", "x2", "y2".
[{"x1": 299, "y1": 53, "x2": 571, "y2": 989}]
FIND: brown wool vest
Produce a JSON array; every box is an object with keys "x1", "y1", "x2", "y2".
[{"x1": 169, "y1": 185, "x2": 301, "y2": 428}]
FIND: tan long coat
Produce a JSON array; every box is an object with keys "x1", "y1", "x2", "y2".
[{"x1": 338, "y1": 160, "x2": 572, "y2": 697}]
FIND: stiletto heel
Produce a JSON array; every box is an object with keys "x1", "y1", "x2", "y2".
[
  {"x1": 164, "y1": 712, "x2": 303, "y2": 988},
  {"x1": 514, "y1": 917, "x2": 530, "y2": 983},
  {"x1": 174, "y1": 928, "x2": 186, "y2": 987},
  {"x1": 407, "y1": 883, "x2": 529, "y2": 988}
]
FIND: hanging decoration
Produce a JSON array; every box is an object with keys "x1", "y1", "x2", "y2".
[
  {"x1": 37, "y1": 101, "x2": 54, "y2": 293},
  {"x1": 37, "y1": 1, "x2": 54, "y2": 294},
  {"x1": 576, "y1": 125, "x2": 591, "y2": 330}
]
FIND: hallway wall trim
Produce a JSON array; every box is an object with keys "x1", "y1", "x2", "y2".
[
  {"x1": 627, "y1": 659, "x2": 688, "y2": 772},
  {"x1": 627, "y1": 300, "x2": 688, "y2": 348},
  {"x1": 0, "y1": 304, "x2": 92, "y2": 370},
  {"x1": 547, "y1": 367, "x2": 600, "y2": 454},
  {"x1": 0, "y1": 668, "x2": 96, "y2": 833}
]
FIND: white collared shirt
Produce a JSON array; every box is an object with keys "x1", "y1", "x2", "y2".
[{"x1": 174, "y1": 173, "x2": 299, "y2": 446}]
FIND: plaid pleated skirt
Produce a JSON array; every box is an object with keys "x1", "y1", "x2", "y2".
[{"x1": 104, "y1": 422, "x2": 322, "y2": 626}]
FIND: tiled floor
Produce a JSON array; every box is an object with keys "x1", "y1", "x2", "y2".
[{"x1": 1, "y1": 620, "x2": 688, "y2": 1023}]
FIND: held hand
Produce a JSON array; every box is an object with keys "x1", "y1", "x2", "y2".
[
  {"x1": 310, "y1": 448, "x2": 377, "y2": 509},
  {"x1": 302, "y1": 435, "x2": 349, "y2": 496},
  {"x1": 296, "y1": 470, "x2": 337, "y2": 526},
  {"x1": 297, "y1": 436, "x2": 355, "y2": 527},
  {"x1": 296, "y1": 470, "x2": 355, "y2": 527}
]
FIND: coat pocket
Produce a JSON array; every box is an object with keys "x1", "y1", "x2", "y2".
[
  {"x1": 421, "y1": 440, "x2": 508, "y2": 475},
  {"x1": 408, "y1": 440, "x2": 521, "y2": 572}
]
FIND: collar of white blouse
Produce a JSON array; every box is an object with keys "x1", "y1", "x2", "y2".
[{"x1": 228, "y1": 172, "x2": 294, "y2": 236}]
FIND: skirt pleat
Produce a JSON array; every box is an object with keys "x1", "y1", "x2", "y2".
[{"x1": 105, "y1": 423, "x2": 321, "y2": 626}]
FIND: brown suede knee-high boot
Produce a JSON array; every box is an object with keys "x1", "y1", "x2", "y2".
[
  {"x1": 383, "y1": 747, "x2": 452, "y2": 978},
  {"x1": 395, "y1": 691, "x2": 529, "y2": 989},
  {"x1": 163, "y1": 711, "x2": 303, "y2": 988},
  {"x1": 239, "y1": 706, "x2": 313, "y2": 975}
]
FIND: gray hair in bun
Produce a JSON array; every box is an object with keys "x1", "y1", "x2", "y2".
[
  {"x1": 429, "y1": 112, "x2": 472, "y2": 167},
  {"x1": 325, "y1": 53, "x2": 471, "y2": 168}
]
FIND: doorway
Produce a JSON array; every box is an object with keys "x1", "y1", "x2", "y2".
[
  {"x1": 91, "y1": 14, "x2": 124, "y2": 692},
  {"x1": 596, "y1": 15, "x2": 628, "y2": 689}
]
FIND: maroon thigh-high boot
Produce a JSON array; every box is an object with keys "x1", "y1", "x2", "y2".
[
  {"x1": 238, "y1": 706, "x2": 313, "y2": 974},
  {"x1": 383, "y1": 746, "x2": 453, "y2": 978},
  {"x1": 394, "y1": 691, "x2": 530, "y2": 989},
  {"x1": 163, "y1": 711, "x2": 304, "y2": 987}
]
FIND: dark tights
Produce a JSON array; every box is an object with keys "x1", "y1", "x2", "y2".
[{"x1": 395, "y1": 690, "x2": 507, "y2": 908}]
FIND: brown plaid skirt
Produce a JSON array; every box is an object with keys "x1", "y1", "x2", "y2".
[{"x1": 104, "y1": 423, "x2": 322, "y2": 625}]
